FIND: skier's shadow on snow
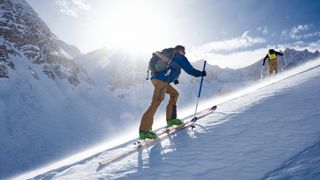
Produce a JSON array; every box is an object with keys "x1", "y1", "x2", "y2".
[
  {"x1": 137, "y1": 125, "x2": 207, "y2": 171},
  {"x1": 137, "y1": 140, "x2": 163, "y2": 171}
]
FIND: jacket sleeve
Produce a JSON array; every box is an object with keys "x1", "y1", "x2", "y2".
[
  {"x1": 176, "y1": 55, "x2": 203, "y2": 77},
  {"x1": 275, "y1": 51, "x2": 284, "y2": 56},
  {"x1": 262, "y1": 55, "x2": 268, "y2": 65}
]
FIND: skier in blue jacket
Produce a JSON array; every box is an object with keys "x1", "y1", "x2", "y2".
[{"x1": 139, "y1": 45, "x2": 206, "y2": 139}]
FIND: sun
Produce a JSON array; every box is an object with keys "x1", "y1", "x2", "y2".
[{"x1": 92, "y1": 0, "x2": 177, "y2": 53}]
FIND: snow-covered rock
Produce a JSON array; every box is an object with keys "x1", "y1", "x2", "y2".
[{"x1": 0, "y1": 0, "x2": 87, "y2": 85}]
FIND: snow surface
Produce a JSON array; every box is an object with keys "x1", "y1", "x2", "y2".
[{"x1": 14, "y1": 59, "x2": 320, "y2": 179}]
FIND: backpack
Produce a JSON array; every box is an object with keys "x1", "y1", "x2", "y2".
[{"x1": 148, "y1": 48, "x2": 176, "y2": 73}]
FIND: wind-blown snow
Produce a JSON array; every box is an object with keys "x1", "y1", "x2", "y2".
[{"x1": 14, "y1": 59, "x2": 320, "y2": 179}]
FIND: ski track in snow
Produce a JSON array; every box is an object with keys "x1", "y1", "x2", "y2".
[{"x1": 20, "y1": 62, "x2": 320, "y2": 180}]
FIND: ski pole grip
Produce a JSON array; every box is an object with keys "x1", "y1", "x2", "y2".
[{"x1": 197, "y1": 60, "x2": 207, "y2": 98}]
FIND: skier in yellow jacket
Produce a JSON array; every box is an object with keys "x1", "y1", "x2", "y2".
[{"x1": 262, "y1": 49, "x2": 284, "y2": 76}]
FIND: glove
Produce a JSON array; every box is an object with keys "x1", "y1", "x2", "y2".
[
  {"x1": 174, "y1": 79, "x2": 179, "y2": 84},
  {"x1": 201, "y1": 70, "x2": 206, "y2": 77}
]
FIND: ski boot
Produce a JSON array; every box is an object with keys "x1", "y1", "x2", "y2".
[
  {"x1": 167, "y1": 119, "x2": 183, "y2": 127},
  {"x1": 139, "y1": 130, "x2": 157, "y2": 139}
]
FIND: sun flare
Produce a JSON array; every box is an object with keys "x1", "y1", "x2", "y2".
[{"x1": 92, "y1": 0, "x2": 177, "y2": 52}]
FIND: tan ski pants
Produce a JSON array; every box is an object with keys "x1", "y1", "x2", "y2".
[
  {"x1": 268, "y1": 59, "x2": 279, "y2": 75},
  {"x1": 139, "y1": 80, "x2": 179, "y2": 131}
]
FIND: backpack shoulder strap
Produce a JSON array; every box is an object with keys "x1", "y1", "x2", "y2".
[{"x1": 154, "y1": 51, "x2": 170, "y2": 62}]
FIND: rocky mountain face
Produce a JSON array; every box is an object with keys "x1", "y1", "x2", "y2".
[
  {"x1": 0, "y1": 0, "x2": 88, "y2": 85},
  {"x1": 283, "y1": 48, "x2": 320, "y2": 68},
  {"x1": 0, "y1": 2, "x2": 96, "y2": 177}
]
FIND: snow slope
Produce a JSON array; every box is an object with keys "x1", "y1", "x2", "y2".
[{"x1": 16, "y1": 59, "x2": 320, "y2": 179}]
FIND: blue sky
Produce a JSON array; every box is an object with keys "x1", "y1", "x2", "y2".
[{"x1": 26, "y1": 0, "x2": 320, "y2": 68}]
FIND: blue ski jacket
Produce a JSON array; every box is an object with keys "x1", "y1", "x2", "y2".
[{"x1": 150, "y1": 54, "x2": 203, "y2": 83}]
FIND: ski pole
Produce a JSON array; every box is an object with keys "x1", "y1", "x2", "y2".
[
  {"x1": 281, "y1": 56, "x2": 286, "y2": 69},
  {"x1": 192, "y1": 60, "x2": 207, "y2": 122},
  {"x1": 260, "y1": 65, "x2": 264, "y2": 79}
]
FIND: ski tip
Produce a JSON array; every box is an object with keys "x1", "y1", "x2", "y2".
[{"x1": 211, "y1": 105, "x2": 217, "y2": 110}]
